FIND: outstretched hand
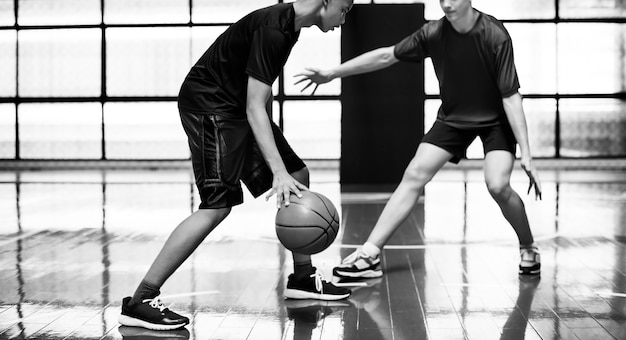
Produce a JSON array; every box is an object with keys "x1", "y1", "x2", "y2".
[
  {"x1": 294, "y1": 67, "x2": 333, "y2": 95},
  {"x1": 521, "y1": 158, "x2": 542, "y2": 200},
  {"x1": 265, "y1": 171, "x2": 308, "y2": 208}
]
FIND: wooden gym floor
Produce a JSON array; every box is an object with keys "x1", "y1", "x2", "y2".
[{"x1": 0, "y1": 165, "x2": 625, "y2": 339}]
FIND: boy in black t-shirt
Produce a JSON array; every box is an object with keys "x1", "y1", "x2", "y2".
[
  {"x1": 297, "y1": 0, "x2": 542, "y2": 278},
  {"x1": 118, "y1": 0, "x2": 354, "y2": 331}
]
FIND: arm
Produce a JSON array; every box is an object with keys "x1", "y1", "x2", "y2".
[
  {"x1": 295, "y1": 46, "x2": 399, "y2": 93},
  {"x1": 246, "y1": 76, "x2": 306, "y2": 207},
  {"x1": 502, "y1": 92, "x2": 542, "y2": 199}
]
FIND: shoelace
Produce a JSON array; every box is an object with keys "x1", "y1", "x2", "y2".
[
  {"x1": 310, "y1": 271, "x2": 325, "y2": 294},
  {"x1": 143, "y1": 297, "x2": 167, "y2": 312}
]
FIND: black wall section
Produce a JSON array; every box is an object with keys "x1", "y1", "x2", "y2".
[{"x1": 340, "y1": 4, "x2": 425, "y2": 186}]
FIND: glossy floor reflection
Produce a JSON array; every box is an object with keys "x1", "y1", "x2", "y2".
[{"x1": 0, "y1": 167, "x2": 625, "y2": 339}]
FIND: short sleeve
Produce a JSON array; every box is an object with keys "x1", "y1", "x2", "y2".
[
  {"x1": 494, "y1": 38, "x2": 520, "y2": 97},
  {"x1": 393, "y1": 27, "x2": 429, "y2": 62},
  {"x1": 246, "y1": 27, "x2": 292, "y2": 86}
]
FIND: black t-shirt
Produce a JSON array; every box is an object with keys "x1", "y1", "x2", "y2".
[
  {"x1": 178, "y1": 4, "x2": 300, "y2": 117},
  {"x1": 394, "y1": 11, "x2": 520, "y2": 128}
]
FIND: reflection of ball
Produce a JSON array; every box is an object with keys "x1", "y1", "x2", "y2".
[{"x1": 275, "y1": 191, "x2": 340, "y2": 255}]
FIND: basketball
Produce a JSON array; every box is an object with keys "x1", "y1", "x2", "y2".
[{"x1": 275, "y1": 190, "x2": 340, "y2": 255}]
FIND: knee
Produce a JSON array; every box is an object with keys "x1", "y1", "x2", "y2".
[
  {"x1": 486, "y1": 180, "x2": 512, "y2": 201},
  {"x1": 401, "y1": 165, "x2": 431, "y2": 190},
  {"x1": 198, "y1": 207, "x2": 231, "y2": 223}
]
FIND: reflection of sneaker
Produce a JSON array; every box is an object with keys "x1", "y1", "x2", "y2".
[
  {"x1": 284, "y1": 269, "x2": 351, "y2": 300},
  {"x1": 285, "y1": 300, "x2": 329, "y2": 326},
  {"x1": 333, "y1": 249, "x2": 383, "y2": 279},
  {"x1": 519, "y1": 247, "x2": 541, "y2": 276},
  {"x1": 118, "y1": 325, "x2": 190, "y2": 339},
  {"x1": 347, "y1": 277, "x2": 383, "y2": 310},
  {"x1": 118, "y1": 297, "x2": 189, "y2": 331}
]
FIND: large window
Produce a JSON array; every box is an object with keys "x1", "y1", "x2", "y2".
[{"x1": 0, "y1": 0, "x2": 624, "y2": 161}]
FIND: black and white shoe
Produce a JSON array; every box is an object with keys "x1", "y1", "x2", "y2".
[
  {"x1": 118, "y1": 296, "x2": 189, "y2": 331},
  {"x1": 284, "y1": 269, "x2": 351, "y2": 300},
  {"x1": 519, "y1": 247, "x2": 541, "y2": 276},
  {"x1": 333, "y1": 249, "x2": 383, "y2": 279}
]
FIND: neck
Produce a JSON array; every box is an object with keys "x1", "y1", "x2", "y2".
[
  {"x1": 293, "y1": 0, "x2": 322, "y2": 31},
  {"x1": 450, "y1": 8, "x2": 478, "y2": 34}
]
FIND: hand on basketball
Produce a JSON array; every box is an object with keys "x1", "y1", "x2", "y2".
[
  {"x1": 294, "y1": 68, "x2": 333, "y2": 95},
  {"x1": 265, "y1": 172, "x2": 308, "y2": 208},
  {"x1": 521, "y1": 158, "x2": 542, "y2": 200}
]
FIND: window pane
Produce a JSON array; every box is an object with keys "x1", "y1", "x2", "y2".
[
  {"x1": 370, "y1": 0, "x2": 555, "y2": 20},
  {"x1": 19, "y1": 29, "x2": 101, "y2": 97},
  {"x1": 19, "y1": 103, "x2": 103, "y2": 159},
  {"x1": 560, "y1": 0, "x2": 626, "y2": 18},
  {"x1": 558, "y1": 23, "x2": 626, "y2": 94},
  {"x1": 191, "y1": 27, "x2": 228, "y2": 64},
  {"x1": 18, "y1": 0, "x2": 101, "y2": 26},
  {"x1": 506, "y1": 23, "x2": 557, "y2": 94},
  {"x1": 104, "y1": 102, "x2": 189, "y2": 159},
  {"x1": 524, "y1": 99, "x2": 556, "y2": 158},
  {"x1": 424, "y1": 59, "x2": 438, "y2": 95},
  {"x1": 105, "y1": 0, "x2": 189, "y2": 24},
  {"x1": 20, "y1": 183, "x2": 103, "y2": 230},
  {"x1": 282, "y1": 100, "x2": 341, "y2": 159},
  {"x1": 0, "y1": 30, "x2": 16, "y2": 97},
  {"x1": 284, "y1": 28, "x2": 341, "y2": 96},
  {"x1": 472, "y1": 0, "x2": 555, "y2": 19},
  {"x1": 560, "y1": 99, "x2": 626, "y2": 157},
  {"x1": 192, "y1": 0, "x2": 276, "y2": 23},
  {"x1": 0, "y1": 0, "x2": 14, "y2": 26},
  {"x1": 0, "y1": 104, "x2": 16, "y2": 159},
  {"x1": 106, "y1": 28, "x2": 190, "y2": 97}
]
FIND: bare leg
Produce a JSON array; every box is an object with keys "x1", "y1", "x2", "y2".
[
  {"x1": 366, "y1": 143, "x2": 452, "y2": 248},
  {"x1": 484, "y1": 151, "x2": 534, "y2": 246},
  {"x1": 289, "y1": 167, "x2": 313, "y2": 271},
  {"x1": 141, "y1": 208, "x2": 231, "y2": 287}
]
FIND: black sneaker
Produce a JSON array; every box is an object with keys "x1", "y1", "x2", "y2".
[
  {"x1": 332, "y1": 249, "x2": 383, "y2": 279},
  {"x1": 284, "y1": 269, "x2": 351, "y2": 300},
  {"x1": 519, "y1": 247, "x2": 541, "y2": 276},
  {"x1": 118, "y1": 296, "x2": 189, "y2": 331},
  {"x1": 118, "y1": 325, "x2": 190, "y2": 339}
]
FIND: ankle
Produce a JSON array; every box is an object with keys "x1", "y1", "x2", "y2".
[{"x1": 362, "y1": 242, "x2": 381, "y2": 259}]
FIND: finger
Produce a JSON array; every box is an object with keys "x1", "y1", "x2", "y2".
[
  {"x1": 291, "y1": 185, "x2": 303, "y2": 198},
  {"x1": 265, "y1": 188, "x2": 276, "y2": 201},
  {"x1": 294, "y1": 76, "x2": 310, "y2": 85},
  {"x1": 283, "y1": 191, "x2": 291, "y2": 206},
  {"x1": 314, "y1": 84, "x2": 319, "y2": 94},
  {"x1": 300, "y1": 82, "x2": 313, "y2": 92}
]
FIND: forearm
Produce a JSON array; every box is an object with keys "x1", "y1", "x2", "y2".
[
  {"x1": 247, "y1": 104, "x2": 287, "y2": 175},
  {"x1": 503, "y1": 92, "x2": 532, "y2": 157},
  {"x1": 329, "y1": 46, "x2": 398, "y2": 80}
]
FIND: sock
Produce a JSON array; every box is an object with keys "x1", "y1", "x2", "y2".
[
  {"x1": 293, "y1": 261, "x2": 315, "y2": 281},
  {"x1": 129, "y1": 280, "x2": 161, "y2": 306},
  {"x1": 362, "y1": 242, "x2": 381, "y2": 259},
  {"x1": 520, "y1": 243, "x2": 536, "y2": 250}
]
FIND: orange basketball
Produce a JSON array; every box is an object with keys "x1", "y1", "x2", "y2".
[{"x1": 275, "y1": 190, "x2": 340, "y2": 255}]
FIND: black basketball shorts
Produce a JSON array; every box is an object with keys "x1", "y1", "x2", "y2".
[
  {"x1": 179, "y1": 111, "x2": 306, "y2": 209},
  {"x1": 421, "y1": 120, "x2": 517, "y2": 164}
]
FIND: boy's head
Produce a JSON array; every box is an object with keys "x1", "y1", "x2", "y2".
[{"x1": 318, "y1": 0, "x2": 353, "y2": 32}]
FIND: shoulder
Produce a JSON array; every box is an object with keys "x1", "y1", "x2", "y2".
[
  {"x1": 420, "y1": 18, "x2": 446, "y2": 38},
  {"x1": 245, "y1": 3, "x2": 295, "y2": 34},
  {"x1": 476, "y1": 11, "x2": 512, "y2": 46}
]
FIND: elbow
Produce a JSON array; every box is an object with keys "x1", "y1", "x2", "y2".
[{"x1": 379, "y1": 47, "x2": 397, "y2": 67}]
